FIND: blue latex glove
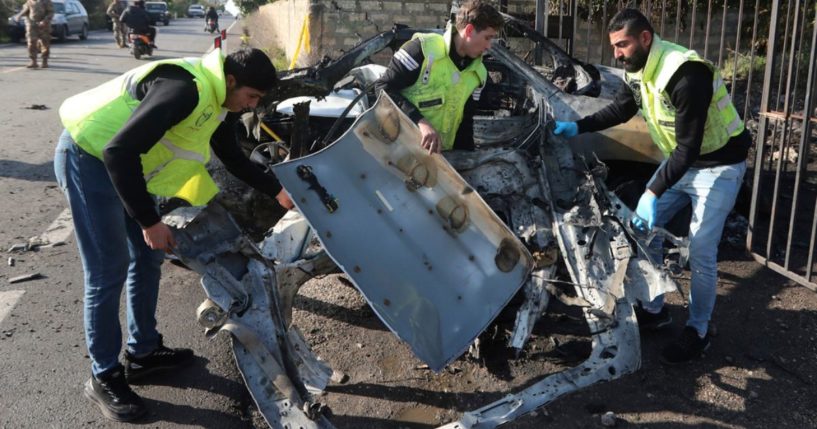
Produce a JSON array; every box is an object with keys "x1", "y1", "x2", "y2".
[
  {"x1": 553, "y1": 121, "x2": 578, "y2": 138},
  {"x1": 632, "y1": 191, "x2": 657, "y2": 232}
]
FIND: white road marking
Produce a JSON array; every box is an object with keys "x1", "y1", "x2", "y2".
[
  {"x1": 0, "y1": 290, "x2": 25, "y2": 327},
  {"x1": 1, "y1": 67, "x2": 27, "y2": 74},
  {"x1": 32, "y1": 208, "x2": 74, "y2": 247}
]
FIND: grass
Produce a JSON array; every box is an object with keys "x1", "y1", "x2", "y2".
[
  {"x1": 721, "y1": 49, "x2": 767, "y2": 81},
  {"x1": 266, "y1": 46, "x2": 288, "y2": 71}
]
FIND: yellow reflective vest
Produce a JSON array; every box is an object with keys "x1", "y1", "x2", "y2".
[
  {"x1": 59, "y1": 49, "x2": 227, "y2": 206},
  {"x1": 400, "y1": 27, "x2": 487, "y2": 150},
  {"x1": 625, "y1": 36, "x2": 744, "y2": 157}
]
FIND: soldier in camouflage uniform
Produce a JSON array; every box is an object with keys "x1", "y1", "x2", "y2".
[
  {"x1": 107, "y1": 0, "x2": 128, "y2": 48},
  {"x1": 15, "y1": 0, "x2": 54, "y2": 68}
]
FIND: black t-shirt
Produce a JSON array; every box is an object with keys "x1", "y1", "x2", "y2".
[
  {"x1": 374, "y1": 35, "x2": 481, "y2": 151},
  {"x1": 576, "y1": 61, "x2": 751, "y2": 196},
  {"x1": 101, "y1": 64, "x2": 282, "y2": 228}
]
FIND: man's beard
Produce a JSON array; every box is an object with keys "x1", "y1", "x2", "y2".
[{"x1": 620, "y1": 45, "x2": 649, "y2": 73}]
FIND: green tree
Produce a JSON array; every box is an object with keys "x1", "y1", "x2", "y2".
[{"x1": 233, "y1": 0, "x2": 271, "y2": 15}]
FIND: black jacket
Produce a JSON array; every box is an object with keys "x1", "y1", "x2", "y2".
[{"x1": 120, "y1": 5, "x2": 151, "y2": 34}]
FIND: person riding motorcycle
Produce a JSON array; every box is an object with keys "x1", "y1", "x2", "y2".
[
  {"x1": 205, "y1": 6, "x2": 219, "y2": 32},
  {"x1": 120, "y1": 0, "x2": 156, "y2": 48}
]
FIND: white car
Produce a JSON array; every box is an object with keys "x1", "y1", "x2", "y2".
[{"x1": 186, "y1": 4, "x2": 205, "y2": 18}]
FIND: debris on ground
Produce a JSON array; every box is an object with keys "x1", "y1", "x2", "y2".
[
  {"x1": 600, "y1": 411, "x2": 617, "y2": 427},
  {"x1": 330, "y1": 370, "x2": 349, "y2": 384},
  {"x1": 8, "y1": 273, "x2": 42, "y2": 284},
  {"x1": 7, "y1": 243, "x2": 26, "y2": 252}
]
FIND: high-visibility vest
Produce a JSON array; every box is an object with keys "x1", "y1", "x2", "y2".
[
  {"x1": 60, "y1": 49, "x2": 227, "y2": 206},
  {"x1": 401, "y1": 27, "x2": 487, "y2": 150},
  {"x1": 625, "y1": 36, "x2": 744, "y2": 157}
]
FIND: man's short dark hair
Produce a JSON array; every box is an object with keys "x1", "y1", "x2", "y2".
[
  {"x1": 455, "y1": 0, "x2": 504, "y2": 33},
  {"x1": 224, "y1": 48, "x2": 277, "y2": 92},
  {"x1": 607, "y1": 8, "x2": 654, "y2": 37}
]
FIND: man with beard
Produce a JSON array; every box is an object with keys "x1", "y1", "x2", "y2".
[{"x1": 554, "y1": 8, "x2": 751, "y2": 364}]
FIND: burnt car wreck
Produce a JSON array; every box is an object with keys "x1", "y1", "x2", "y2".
[{"x1": 166, "y1": 13, "x2": 687, "y2": 429}]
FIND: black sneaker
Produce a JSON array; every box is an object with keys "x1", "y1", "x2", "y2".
[
  {"x1": 660, "y1": 326, "x2": 711, "y2": 365},
  {"x1": 84, "y1": 368, "x2": 147, "y2": 422},
  {"x1": 634, "y1": 305, "x2": 673, "y2": 331},
  {"x1": 124, "y1": 335, "x2": 194, "y2": 382}
]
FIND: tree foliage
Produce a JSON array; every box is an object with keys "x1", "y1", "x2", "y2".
[
  {"x1": 572, "y1": 0, "x2": 782, "y2": 54},
  {"x1": 233, "y1": 0, "x2": 271, "y2": 15}
]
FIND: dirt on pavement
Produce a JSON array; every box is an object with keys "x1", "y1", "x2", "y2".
[{"x1": 253, "y1": 237, "x2": 817, "y2": 428}]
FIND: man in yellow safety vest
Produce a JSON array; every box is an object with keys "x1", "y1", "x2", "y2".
[
  {"x1": 375, "y1": 0, "x2": 504, "y2": 154},
  {"x1": 54, "y1": 48, "x2": 292, "y2": 421},
  {"x1": 554, "y1": 9, "x2": 751, "y2": 365}
]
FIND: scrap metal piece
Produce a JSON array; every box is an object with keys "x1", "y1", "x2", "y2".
[
  {"x1": 272, "y1": 93, "x2": 534, "y2": 372},
  {"x1": 438, "y1": 301, "x2": 639, "y2": 429},
  {"x1": 167, "y1": 204, "x2": 334, "y2": 429},
  {"x1": 8, "y1": 273, "x2": 42, "y2": 284},
  {"x1": 196, "y1": 298, "x2": 228, "y2": 332}
]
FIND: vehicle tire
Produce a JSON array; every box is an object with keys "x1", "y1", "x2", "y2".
[
  {"x1": 57, "y1": 25, "x2": 67, "y2": 42},
  {"x1": 79, "y1": 24, "x2": 88, "y2": 40},
  {"x1": 164, "y1": 19, "x2": 169, "y2": 26},
  {"x1": 11, "y1": 35, "x2": 20, "y2": 43},
  {"x1": 134, "y1": 50, "x2": 141, "y2": 60}
]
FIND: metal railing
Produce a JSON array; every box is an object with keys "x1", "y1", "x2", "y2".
[{"x1": 746, "y1": 0, "x2": 817, "y2": 291}]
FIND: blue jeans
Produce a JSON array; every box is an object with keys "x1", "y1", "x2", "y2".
[
  {"x1": 54, "y1": 130, "x2": 165, "y2": 377},
  {"x1": 641, "y1": 160, "x2": 746, "y2": 337}
]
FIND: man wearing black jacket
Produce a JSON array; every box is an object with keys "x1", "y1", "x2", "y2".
[
  {"x1": 554, "y1": 9, "x2": 750, "y2": 364},
  {"x1": 374, "y1": 0, "x2": 503, "y2": 154},
  {"x1": 55, "y1": 48, "x2": 291, "y2": 421},
  {"x1": 120, "y1": 0, "x2": 156, "y2": 47}
]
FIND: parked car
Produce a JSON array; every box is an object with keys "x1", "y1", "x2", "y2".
[
  {"x1": 186, "y1": 4, "x2": 205, "y2": 18},
  {"x1": 6, "y1": 0, "x2": 89, "y2": 43},
  {"x1": 145, "y1": 1, "x2": 170, "y2": 26}
]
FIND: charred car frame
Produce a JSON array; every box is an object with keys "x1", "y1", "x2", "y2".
[{"x1": 166, "y1": 12, "x2": 687, "y2": 429}]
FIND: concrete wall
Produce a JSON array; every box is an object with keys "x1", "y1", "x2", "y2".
[
  {"x1": 238, "y1": 0, "x2": 316, "y2": 66},
  {"x1": 309, "y1": 0, "x2": 454, "y2": 65}
]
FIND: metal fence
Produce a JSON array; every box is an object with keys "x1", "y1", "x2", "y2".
[
  {"x1": 525, "y1": 0, "x2": 817, "y2": 290},
  {"x1": 745, "y1": 0, "x2": 817, "y2": 291}
]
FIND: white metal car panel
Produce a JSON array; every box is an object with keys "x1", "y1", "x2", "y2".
[{"x1": 272, "y1": 93, "x2": 533, "y2": 371}]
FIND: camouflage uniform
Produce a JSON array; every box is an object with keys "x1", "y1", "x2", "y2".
[
  {"x1": 17, "y1": 0, "x2": 53, "y2": 68},
  {"x1": 107, "y1": 0, "x2": 128, "y2": 48}
]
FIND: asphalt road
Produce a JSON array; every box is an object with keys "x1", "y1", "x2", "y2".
[{"x1": 0, "y1": 17, "x2": 261, "y2": 428}]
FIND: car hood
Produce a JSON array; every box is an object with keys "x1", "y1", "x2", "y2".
[{"x1": 272, "y1": 92, "x2": 533, "y2": 371}]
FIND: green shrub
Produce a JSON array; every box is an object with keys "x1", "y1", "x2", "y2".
[{"x1": 721, "y1": 50, "x2": 766, "y2": 81}]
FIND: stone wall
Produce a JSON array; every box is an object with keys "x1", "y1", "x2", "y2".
[
  {"x1": 309, "y1": 0, "x2": 454, "y2": 65},
  {"x1": 245, "y1": 0, "x2": 744, "y2": 69},
  {"x1": 238, "y1": 0, "x2": 317, "y2": 66}
]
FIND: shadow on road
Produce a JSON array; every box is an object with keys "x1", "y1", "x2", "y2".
[{"x1": 0, "y1": 159, "x2": 56, "y2": 182}]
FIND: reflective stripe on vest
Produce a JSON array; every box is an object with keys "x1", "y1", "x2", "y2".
[
  {"x1": 59, "y1": 49, "x2": 227, "y2": 206},
  {"x1": 144, "y1": 138, "x2": 207, "y2": 182},
  {"x1": 400, "y1": 27, "x2": 487, "y2": 150},
  {"x1": 625, "y1": 36, "x2": 744, "y2": 157}
]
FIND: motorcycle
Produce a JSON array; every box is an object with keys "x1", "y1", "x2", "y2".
[
  {"x1": 205, "y1": 18, "x2": 218, "y2": 34},
  {"x1": 128, "y1": 32, "x2": 153, "y2": 59}
]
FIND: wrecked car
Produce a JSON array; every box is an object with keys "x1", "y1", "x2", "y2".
[{"x1": 166, "y1": 12, "x2": 686, "y2": 429}]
